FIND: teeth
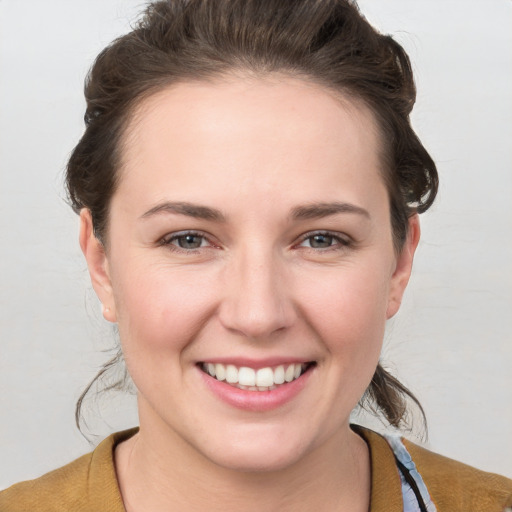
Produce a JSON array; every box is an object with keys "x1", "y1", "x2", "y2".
[
  {"x1": 202, "y1": 362, "x2": 309, "y2": 390},
  {"x1": 225, "y1": 364, "x2": 238, "y2": 384},
  {"x1": 274, "y1": 365, "x2": 285, "y2": 385},
  {"x1": 215, "y1": 363, "x2": 226, "y2": 381},
  {"x1": 238, "y1": 367, "x2": 256, "y2": 386},
  {"x1": 285, "y1": 364, "x2": 295, "y2": 383},
  {"x1": 256, "y1": 367, "x2": 274, "y2": 387}
]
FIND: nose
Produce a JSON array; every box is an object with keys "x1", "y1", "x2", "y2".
[{"x1": 218, "y1": 247, "x2": 295, "y2": 340}]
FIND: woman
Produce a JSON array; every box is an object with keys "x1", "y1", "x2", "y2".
[{"x1": 1, "y1": 0, "x2": 511, "y2": 511}]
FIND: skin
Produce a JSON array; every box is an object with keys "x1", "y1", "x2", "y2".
[{"x1": 80, "y1": 75, "x2": 420, "y2": 512}]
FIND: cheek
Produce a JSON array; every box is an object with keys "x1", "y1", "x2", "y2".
[
  {"x1": 111, "y1": 261, "x2": 220, "y2": 356},
  {"x1": 295, "y1": 262, "x2": 391, "y2": 357}
]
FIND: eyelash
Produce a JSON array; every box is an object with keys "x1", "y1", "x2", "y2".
[
  {"x1": 159, "y1": 230, "x2": 353, "y2": 253},
  {"x1": 296, "y1": 231, "x2": 352, "y2": 252},
  {"x1": 159, "y1": 231, "x2": 216, "y2": 252}
]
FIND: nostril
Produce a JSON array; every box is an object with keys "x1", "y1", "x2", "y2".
[{"x1": 217, "y1": 277, "x2": 295, "y2": 339}]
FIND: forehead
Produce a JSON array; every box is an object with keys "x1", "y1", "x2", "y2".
[{"x1": 116, "y1": 76, "x2": 385, "y2": 213}]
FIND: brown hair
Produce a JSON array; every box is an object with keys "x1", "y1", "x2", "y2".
[{"x1": 68, "y1": 0, "x2": 437, "y2": 432}]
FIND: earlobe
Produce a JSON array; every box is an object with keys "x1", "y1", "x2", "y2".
[
  {"x1": 386, "y1": 215, "x2": 421, "y2": 319},
  {"x1": 79, "y1": 209, "x2": 117, "y2": 323}
]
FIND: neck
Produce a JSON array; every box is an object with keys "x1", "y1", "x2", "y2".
[{"x1": 115, "y1": 403, "x2": 371, "y2": 512}]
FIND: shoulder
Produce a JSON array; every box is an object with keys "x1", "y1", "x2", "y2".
[
  {"x1": 402, "y1": 438, "x2": 512, "y2": 512},
  {"x1": 0, "y1": 429, "x2": 136, "y2": 512},
  {"x1": 0, "y1": 451, "x2": 94, "y2": 512},
  {"x1": 353, "y1": 424, "x2": 512, "y2": 512}
]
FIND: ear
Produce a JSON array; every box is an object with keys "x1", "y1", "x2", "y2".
[
  {"x1": 79, "y1": 209, "x2": 117, "y2": 323},
  {"x1": 386, "y1": 214, "x2": 421, "y2": 319}
]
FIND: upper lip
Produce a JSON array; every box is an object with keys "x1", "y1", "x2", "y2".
[{"x1": 197, "y1": 357, "x2": 315, "y2": 369}]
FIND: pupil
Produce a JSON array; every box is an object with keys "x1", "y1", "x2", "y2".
[
  {"x1": 311, "y1": 234, "x2": 332, "y2": 248},
  {"x1": 179, "y1": 235, "x2": 202, "y2": 249}
]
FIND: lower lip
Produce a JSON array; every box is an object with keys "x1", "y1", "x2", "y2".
[{"x1": 199, "y1": 366, "x2": 313, "y2": 412}]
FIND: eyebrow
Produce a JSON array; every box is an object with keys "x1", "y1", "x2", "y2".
[
  {"x1": 290, "y1": 202, "x2": 370, "y2": 220},
  {"x1": 140, "y1": 200, "x2": 369, "y2": 223},
  {"x1": 140, "y1": 201, "x2": 226, "y2": 222}
]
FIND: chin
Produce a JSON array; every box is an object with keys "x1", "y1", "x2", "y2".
[
  {"x1": 208, "y1": 445, "x2": 305, "y2": 473},
  {"x1": 195, "y1": 425, "x2": 314, "y2": 473}
]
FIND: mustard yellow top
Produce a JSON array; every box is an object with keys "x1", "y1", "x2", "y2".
[{"x1": 1, "y1": 427, "x2": 511, "y2": 512}]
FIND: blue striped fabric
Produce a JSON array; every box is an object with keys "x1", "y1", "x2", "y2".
[{"x1": 385, "y1": 435, "x2": 438, "y2": 512}]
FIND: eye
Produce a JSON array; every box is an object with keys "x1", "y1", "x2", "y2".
[
  {"x1": 160, "y1": 231, "x2": 212, "y2": 251},
  {"x1": 298, "y1": 231, "x2": 351, "y2": 250},
  {"x1": 303, "y1": 233, "x2": 335, "y2": 249},
  {"x1": 174, "y1": 234, "x2": 207, "y2": 249}
]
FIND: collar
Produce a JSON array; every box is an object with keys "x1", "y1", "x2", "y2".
[{"x1": 352, "y1": 424, "x2": 404, "y2": 512}]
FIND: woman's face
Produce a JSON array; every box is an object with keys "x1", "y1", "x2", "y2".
[{"x1": 82, "y1": 76, "x2": 418, "y2": 471}]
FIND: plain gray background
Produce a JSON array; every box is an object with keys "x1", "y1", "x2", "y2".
[{"x1": 1, "y1": 0, "x2": 511, "y2": 488}]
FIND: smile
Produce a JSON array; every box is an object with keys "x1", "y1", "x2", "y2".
[{"x1": 200, "y1": 362, "x2": 314, "y2": 391}]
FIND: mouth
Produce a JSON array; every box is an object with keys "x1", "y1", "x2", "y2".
[{"x1": 199, "y1": 361, "x2": 316, "y2": 392}]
